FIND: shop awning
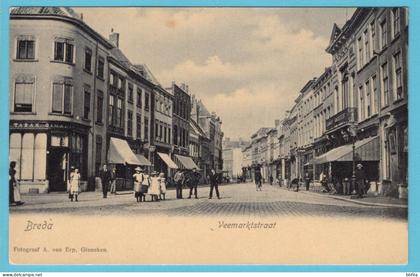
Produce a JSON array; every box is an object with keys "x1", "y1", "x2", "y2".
[
  {"x1": 157, "y1": 152, "x2": 178, "y2": 169},
  {"x1": 174, "y1": 154, "x2": 200, "y2": 170},
  {"x1": 135, "y1": 154, "x2": 152, "y2": 166},
  {"x1": 108, "y1": 137, "x2": 141, "y2": 165},
  {"x1": 313, "y1": 136, "x2": 379, "y2": 164}
]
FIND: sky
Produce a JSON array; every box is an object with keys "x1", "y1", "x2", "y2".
[{"x1": 75, "y1": 7, "x2": 356, "y2": 140}]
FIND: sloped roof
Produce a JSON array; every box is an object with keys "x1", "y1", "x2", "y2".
[
  {"x1": 133, "y1": 64, "x2": 162, "y2": 86},
  {"x1": 329, "y1": 23, "x2": 342, "y2": 45},
  {"x1": 10, "y1": 7, "x2": 82, "y2": 20},
  {"x1": 110, "y1": 47, "x2": 132, "y2": 68}
]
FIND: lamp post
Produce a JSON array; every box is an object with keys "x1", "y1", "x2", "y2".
[{"x1": 348, "y1": 124, "x2": 357, "y2": 194}]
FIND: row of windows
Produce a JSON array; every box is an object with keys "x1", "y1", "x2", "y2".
[
  {"x1": 16, "y1": 37, "x2": 106, "y2": 79},
  {"x1": 173, "y1": 125, "x2": 189, "y2": 148},
  {"x1": 155, "y1": 121, "x2": 171, "y2": 144},
  {"x1": 357, "y1": 8, "x2": 402, "y2": 70}
]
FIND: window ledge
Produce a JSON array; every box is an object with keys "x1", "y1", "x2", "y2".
[
  {"x1": 11, "y1": 112, "x2": 36, "y2": 115},
  {"x1": 82, "y1": 118, "x2": 91, "y2": 123},
  {"x1": 393, "y1": 97, "x2": 405, "y2": 104},
  {"x1": 83, "y1": 68, "x2": 92, "y2": 75},
  {"x1": 128, "y1": 100, "x2": 134, "y2": 104},
  {"x1": 95, "y1": 121, "x2": 104, "y2": 126},
  {"x1": 96, "y1": 76, "x2": 105, "y2": 82},
  {"x1": 391, "y1": 33, "x2": 401, "y2": 44},
  {"x1": 13, "y1": 59, "x2": 38, "y2": 62},
  {"x1": 48, "y1": 112, "x2": 73, "y2": 118},
  {"x1": 50, "y1": 60, "x2": 75, "y2": 66}
]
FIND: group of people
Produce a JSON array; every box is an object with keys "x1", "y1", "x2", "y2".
[
  {"x1": 98, "y1": 164, "x2": 222, "y2": 202},
  {"x1": 320, "y1": 163, "x2": 369, "y2": 198}
]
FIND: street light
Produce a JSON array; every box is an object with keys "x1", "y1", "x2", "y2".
[{"x1": 348, "y1": 123, "x2": 358, "y2": 195}]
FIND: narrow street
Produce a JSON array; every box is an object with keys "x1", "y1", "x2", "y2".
[{"x1": 10, "y1": 182, "x2": 407, "y2": 220}]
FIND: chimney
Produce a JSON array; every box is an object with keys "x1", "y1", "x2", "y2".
[{"x1": 109, "y1": 29, "x2": 119, "y2": 48}]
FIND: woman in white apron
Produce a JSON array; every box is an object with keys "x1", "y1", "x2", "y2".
[
  {"x1": 133, "y1": 167, "x2": 144, "y2": 202},
  {"x1": 69, "y1": 168, "x2": 81, "y2": 202},
  {"x1": 148, "y1": 172, "x2": 161, "y2": 201}
]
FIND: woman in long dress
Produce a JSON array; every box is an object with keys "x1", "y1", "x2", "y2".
[
  {"x1": 133, "y1": 167, "x2": 144, "y2": 202},
  {"x1": 10, "y1": 161, "x2": 24, "y2": 206},
  {"x1": 158, "y1": 172, "x2": 166, "y2": 200},
  {"x1": 148, "y1": 172, "x2": 161, "y2": 202},
  {"x1": 69, "y1": 168, "x2": 80, "y2": 202}
]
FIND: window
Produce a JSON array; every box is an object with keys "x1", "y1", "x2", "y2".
[
  {"x1": 118, "y1": 77, "x2": 123, "y2": 90},
  {"x1": 394, "y1": 51, "x2": 403, "y2": 100},
  {"x1": 136, "y1": 114, "x2": 141, "y2": 138},
  {"x1": 136, "y1": 88, "x2": 142, "y2": 107},
  {"x1": 83, "y1": 88, "x2": 90, "y2": 119},
  {"x1": 366, "y1": 80, "x2": 371, "y2": 117},
  {"x1": 84, "y1": 48, "x2": 92, "y2": 72},
  {"x1": 97, "y1": 57, "x2": 105, "y2": 79},
  {"x1": 357, "y1": 37, "x2": 363, "y2": 68},
  {"x1": 144, "y1": 117, "x2": 149, "y2": 141},
  {"x1": 369, "y1": 25, "x2": 375, "y2": 58},
  {"x1": 372, "y1": 75, "x2": 378, "y2": 114},
  {"x1": 96, "y1": 90, "x2": 103, "y2": 123},
  {"x1": 16, "y1": 38, "x2": 35, "y2": 60},
  {"x1": 174, "y1": 125, "x2": 178, "y2": 145},
  {"x1": 382, "y1": 62, "x2": 389, "y2": 107},
  {"x1": 127, "y1": 110, "x2": 133, "y2": 137},
  {"x1": 341, "y1": 73, "x2": 349, "y2": 109},
  {"x1": 108, "y1": 95, "x2": 114, "y2": 125},
  {"x1": 117, "y1": 98, "x2": 123, "y2": 127},
  {"x1": 155, "y1": 122, "x2": 159, "y2": 139},
  {"x1": 359, "y1": 86, "x2": 365, "y2": 121},
  {"x1": 54, "y1": 39, "x2": 74, "y2": 63},
  {"x1": 380, "y1": 19, "x2": 387, "y2": 49},
  {"x1": 52, "y1": 82, "x2": 72, "y2": 115},
  {"x1": 109, "y1": 72, "x2": 115, "y2": 86},
  {"x1": 145, "y1": 92, "x2": 149, "y2": 111},
  {"x1": 364, "y1": 29, "x2": 370, "y2": 62},
  {"x1": 168, "y1": 127, "x2": 171, "y2": 144},
  {"x1": 164, "y1": 126, "x2": 167, "y2": 143},
  {"x1": 392, "y1": 8, "x2": 401, "y2": 38},
  {"x1": 128, "y1": 83, "x2": 133, "y2": 102},
  {"x1": 160, "y1": 125, "x2": 163, "y2": 141},
  {"x1": 14, "y1": 82, "x2": 34, "y2": 112}
]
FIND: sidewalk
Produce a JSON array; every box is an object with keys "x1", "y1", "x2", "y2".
[{"x1": 295, "y1": 186, "x2": 408, "y2": 208}]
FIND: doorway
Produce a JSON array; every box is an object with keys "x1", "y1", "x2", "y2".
[{"x1": 47, "y1": 147, "x2": 69, "y2": 191}]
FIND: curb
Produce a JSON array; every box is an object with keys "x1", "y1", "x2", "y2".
[{"x1": 299, "y1": 190, "x2": 408, "y2": 209}]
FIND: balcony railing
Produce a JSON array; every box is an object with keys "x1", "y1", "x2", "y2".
[{"x1": 326, "y1": 107, "x2": 357, "y2": 131}]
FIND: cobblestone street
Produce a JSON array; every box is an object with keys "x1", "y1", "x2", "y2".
[{"x1": 10, "y1": 182, "x2": 407, "y2": 220}]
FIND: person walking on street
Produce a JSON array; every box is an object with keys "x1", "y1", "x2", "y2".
[
  {"x1": 110, "y1": 167, "x2": 117, "y2": 194},
  {"x1": 158, "y1": 172, "x2": 167, "y2": 200},
  {"x1": 254, "y1": 169, "x2": 262, "y2": 191},
  {"x1": 209, "y1": 169, "x2": 220, "y2": 199},
  {"x1": 269, "y1": 175, "x2": 273, "y2": 186},
  {"x1": 174, "y1": 170, "x2": 184, "y2": 199},
  {"x1": 133, "y1": 167, "x2": 144, "y2": 202},
  {"x1": 188, "y1": 168, "x2": 201, "y2": 199},
  {"x1": 9, "y1": 161, "x2": 24, "y2": 206},
  {"x1": 305, "y1": 172, "x2": 311, "y2": 191},
  {"x1": 355, "y1": 163, "x2": 367, "y2": 198},
  {"x1": 99, "y1": 164, "x2": 111, "y2": 198},
  {"x1": 320, "y1": 171, "x2": 330, "y2": 193},
  {"x1": 149, "y1": 171, "x2": 161, "y2": 201},
  {"x1": 69, "y1": 168, "x2": 81, "y2": 202}
]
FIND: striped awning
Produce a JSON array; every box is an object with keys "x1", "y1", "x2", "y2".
[
  {"x1": 157, "y1": 152, "x2": 178, "y2": 169},
  {"x1": 173, "y1": 154, "x2": 200, "y2": 170},
  {"x1": 135, "y1": 154, "x2": 152, "y2": 166},
  {"x1": 108, "y1": 137, "x2": 141, "y2": 165},
  {"x1": 313, "y1": 136, "x2": 379, "y2": 164}
]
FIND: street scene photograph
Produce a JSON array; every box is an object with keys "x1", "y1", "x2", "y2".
[{"x1": 7, "y1": 6, "x2": 408, "y2": 265}]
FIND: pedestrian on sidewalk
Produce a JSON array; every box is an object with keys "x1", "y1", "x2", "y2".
[
  {"x1": 68, "y1": 167, "x2": 81, "y2": 202},
  {"x1": 9, "y1": 161, "x2": 24, "y2": 206},
  {"x1": 320, "y1": 171, "x2": 330, "y2": 193},
  {"x1": 269, "y1": 175, "x2": 273, "y2": 186},
  {"x1": 110, "y1": 167, "x2": 117, "y2": 195},
  {"x1": 355, "y1": 164, "x2": 367, "y2": 198},
  {"x1": 99, "y1": 164, "x2": 111, "y2": 199},
  {"x1": 140, "y1": 170, "x2": 151, "y2": 202},
  {"x1": 209, "y1": 169, "x2": 220, "y2": 199}
]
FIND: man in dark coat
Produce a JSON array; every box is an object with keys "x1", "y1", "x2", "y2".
[
  {"x1": 209, "y1": 169, "x2": 220, "y2": 199},
  {"x1": 188, "y1": 169, "x2": 201, "y2": 199},
  {"x1": 355, "y1": 163, "x2": 367, "y2": 198},
  {"x1": 99, "y1": 164, "x2": 111, "y2": 198}
]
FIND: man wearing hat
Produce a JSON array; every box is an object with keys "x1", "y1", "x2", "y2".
[{"x1": 355, "y1": 163, "x2": 367, "y2": 198}]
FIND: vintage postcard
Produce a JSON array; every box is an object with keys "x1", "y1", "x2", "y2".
[{"x1": 7, "y1": 6, "x2": 408, "y2": 265}]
